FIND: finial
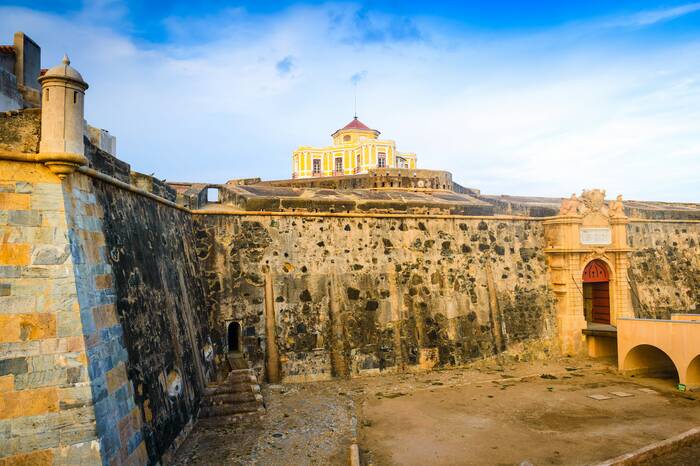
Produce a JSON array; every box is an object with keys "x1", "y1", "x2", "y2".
[{"x1": 62, "y1": 54, "x2": 70, "y2": 66}]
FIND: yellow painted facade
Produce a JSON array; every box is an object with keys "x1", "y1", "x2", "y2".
[{"x1": 292, "y1": 117, "x2": 417, "y2": 178}]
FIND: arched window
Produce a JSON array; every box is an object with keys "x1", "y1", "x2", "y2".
[
  {"x1": 343, "y1": 135, "x2": 351, "y2": 142},
  {"x1": 377, "y1": 152, "x2": 386, "y2": 168}
]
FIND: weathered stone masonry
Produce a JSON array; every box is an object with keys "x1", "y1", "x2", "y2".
[{"x1": 195, "y1": 214, "x2": 558, "y2": 382}]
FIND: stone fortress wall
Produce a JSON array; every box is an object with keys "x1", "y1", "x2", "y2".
[
  {"x1": 2, "y1": 52, "x2": 700, "y2": 464},
  {"x1": 1, "y1": 111, "x2": 212, "y2": 463}
]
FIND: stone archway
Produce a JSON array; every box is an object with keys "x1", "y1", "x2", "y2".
[
  {"x1": 621, "y1": 344, "x2": 679, "y2": 381},
  {"x1": 582, "y1": 259, "x2": 611, "y2": 325},
  {"x1": 544, "y1": 189, "x2": 634, "y2": 355},
  {"x1": 687, "y1": 354, "x2": 700, "y2": 388}
]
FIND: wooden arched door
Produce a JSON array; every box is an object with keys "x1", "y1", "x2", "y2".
[{"x1": 583, "y1": 260, "x2": 610, "y2": 324}]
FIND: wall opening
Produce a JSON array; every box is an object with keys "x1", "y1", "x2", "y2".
[
  {"x1": 583, "y1": 259, "x2": 610, "y2": 325},
  {"x1": 622, "y1": 344, "x2": 679, "y2": 381},
  {"x1": 206, "y1": 187, "x2": 220, "y2": 203},
  {"x1": 227, "y1": 321, "x2": 242, "y2": 353},
  {"x1": 687, "y1": 354, "x2": 700, "y2": 387}
]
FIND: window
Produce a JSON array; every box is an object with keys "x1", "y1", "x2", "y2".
[
  {"x1": 312, "y1": 159, "x2": 321, "y2": 175},
  {"x1": 377, "y1": 152, "x2": 386, "y2": 168},
  {"x1": 396, "y1": 157, "x2": 408, "y2": 169},
  {"x1": 334, "y1": 157, "x2": 343, "y2": 174},
  {"x1": 343, "y1": 135, "x2": 351, "y2": 142},
  {"x1": 206, "y1": 187, "x2": 220, "y2": 203},
  {"x1": 73, "y1": 91, "x2": 77, "y2": 104},
  {"x1": 45, "y1": 88, "x2": 49, "y2": 102}
]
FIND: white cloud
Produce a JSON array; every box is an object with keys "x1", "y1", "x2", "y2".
[{"x1": 1, "y1": 3, "x2": 699, "y2": 201}]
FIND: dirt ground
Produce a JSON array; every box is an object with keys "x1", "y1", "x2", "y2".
[
  {"x1": 172, "y1": 356, "x2": 700, "y2": 465},
  {"x1": 356, "y1": 357, "x2": 700, "y2": 466}
]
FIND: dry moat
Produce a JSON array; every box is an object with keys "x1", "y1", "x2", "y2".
[{"x1": 172, "y1": 356, "x2": 699, "y2": 466}]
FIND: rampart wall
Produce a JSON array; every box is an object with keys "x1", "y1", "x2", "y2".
[
  {"x1": 627, "y1": 221, "x2": 700, "y2": 319},
  {"x1": 195, "y1": 214, "x2": 557, "y2": 382}
]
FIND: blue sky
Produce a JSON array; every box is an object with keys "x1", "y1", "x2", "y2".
[{"x1": 2, "y1": 1, "x2": 700, "y2": 201}]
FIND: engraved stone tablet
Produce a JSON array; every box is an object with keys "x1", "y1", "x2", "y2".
[{"x1": 580, "y1": 227, "x2": 611, "y2": 245}]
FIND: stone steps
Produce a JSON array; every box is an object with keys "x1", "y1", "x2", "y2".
[
  {"x1": 196, "y1": 411, "x2": 265, "y2": 428},
  {"x1": 201, "y1": 391, "x2": 258, "y2": 406},
  {"x1": 199, "y1": 366, "x2": 265, "y2": 422}
]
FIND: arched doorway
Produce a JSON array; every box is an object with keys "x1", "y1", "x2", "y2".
[
  {"x1": 622, "y1": 344, "x2": 679, "y2": 381},
  {"x1": 227, "y1": 322, "x2": 242, "y2": 353},
  {"x1": 583, "y1": 260, "x2": 610, "y2": 325}
]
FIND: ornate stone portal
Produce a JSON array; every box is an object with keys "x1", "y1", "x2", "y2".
[{"x1": 544, "y1": 189, "x2": 633, "y2": 355}]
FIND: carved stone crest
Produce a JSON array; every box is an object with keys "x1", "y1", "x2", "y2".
[
  {"x1": 580, "y1": 189, "x2": 608, "y2": 216},
  {"x1": 558, "y1": 189, "x2": 625, "y2": 218}
]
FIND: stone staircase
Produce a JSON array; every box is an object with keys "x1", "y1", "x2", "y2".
[{"x1": 198, "y1": 354, "x2": 265, "y2": 426}]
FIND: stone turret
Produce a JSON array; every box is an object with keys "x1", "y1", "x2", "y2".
[{"x1": 37, "y1": 54, "x2": 88, "y2": 177}]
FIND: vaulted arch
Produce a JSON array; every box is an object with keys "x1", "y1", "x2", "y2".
[{"x1": 622, "y1": 344, "x2": 679, "y2": 381}]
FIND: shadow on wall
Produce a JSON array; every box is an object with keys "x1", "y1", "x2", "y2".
[{"x1": 622, "y1": 344, "x2": 679, "y2": 381}]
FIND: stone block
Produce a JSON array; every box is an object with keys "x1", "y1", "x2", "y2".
[
  {"x1": 0, "y1": 296, "x2": 36, "y2": 314},
  {"x1": 0, "y1": 419, "x2": 10, "y2": 439},
  {"x1": 39, "y1": 212, "x2": 65, "y2": 228},
  {"x1": 93, "y1": 304, "x2": 118, "y2": 330},
  {"x1": 0, "y1": 183, "x2": 14, "y2": 193},
  {"x1": 0, "y1": 357, "x2": 28, "y2": 376},
  {"x1": 14, "y1": 182, "x2": 33, "y2": 194},
  {"x1": 58, "y1": 423, "x2": 98, "y2": 446},
  {"x1": 0, "y1": 193, "x2": 30, "y2": 210},
  {"x1": 14, "y1": 368, "x2": 67, "y2": 390},
  {"x1": 0, "y1": 243, "x2": 31, "y2": 266},
  {"x1": 57, "y1": 310, "x2": 83, "y2": 338},
  {"x1": 0, "y1": 340, "x2": 41, "y2": 359},
  {"x1": 0, "y1": 315, "x2": 20, "y2": 343},
  {"x1": 94, "y1": 274, "x2": 112, "y2": 290},
  {"x1": 0, "y1": 375, "x2": 13, "y2": 392},
  {"x1": 0, "y1": 284, "x2": 9, "y2": 296},
  {"x1": 7, "y1": 211, "x2": 41, "y2": 227},
  {"x1": 56, "y1": 405, "x2": 96, "y2": 431},
  {"x1": 9, "y1": 412, "x2": 60, "y2": 437},
  {"x1": 55, "y1": 440, "x2": 102, "y2": 465},
  {"x1": 106, "y1": 363, "x2": 128, "y2": 394},
  {"x1": 0, "y1": 449, "x2": 53, "y2": 466},
  {"x1": 0, "y1": 386, "x2": 59, "y2": 419},
  {"x1": 30, "y1": 184, "x2": 65, "y2": 211},
  {"x1": 0, "y1": 266, "x2": 21, "y2": 278},
  {"x1": 32, "y1": 245, "x2": 70, "y2": 265},
  {"x1": 28, "y1": 354, "x2": 57, "y2": 372},
  {"x1": 0, "y1": 313, "x2": 58, "y2": 343},
  {"x1": 39, "y1": 336, "x2": 85, "y2": 356},
  {"x1": 21, "y1": 265, "x2": 70, "y2": 279},
  {"x1": 58, "y1": 385, "x2": 94, "y2": 410},
  {"x1": 12, "y1": 431, "x2": 60, "y2": 455}
]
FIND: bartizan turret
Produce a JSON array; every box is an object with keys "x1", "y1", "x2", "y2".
[{"x1": 37, "y1": 54, "x2": 88, "y2": 178}]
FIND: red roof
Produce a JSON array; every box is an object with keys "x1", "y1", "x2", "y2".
[{"x1": 332, "y1": 117, "x2": 379, "y2": 136}]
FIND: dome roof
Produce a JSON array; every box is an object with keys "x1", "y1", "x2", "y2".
[
  {"x1": 332, "y1": 116, "x2": 379, "y2": 137},
  {"x1": 39, "y1": 54, "x2": 87, "y2": 87}
]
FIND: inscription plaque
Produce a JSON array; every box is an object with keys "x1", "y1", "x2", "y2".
[{"x1": 580, "y1": 227, "x2": 611, "y2": 245}]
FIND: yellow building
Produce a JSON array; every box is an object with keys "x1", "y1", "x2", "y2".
[{"x1": 292, "y1": 117, "x2": 417, "y2": 178}]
